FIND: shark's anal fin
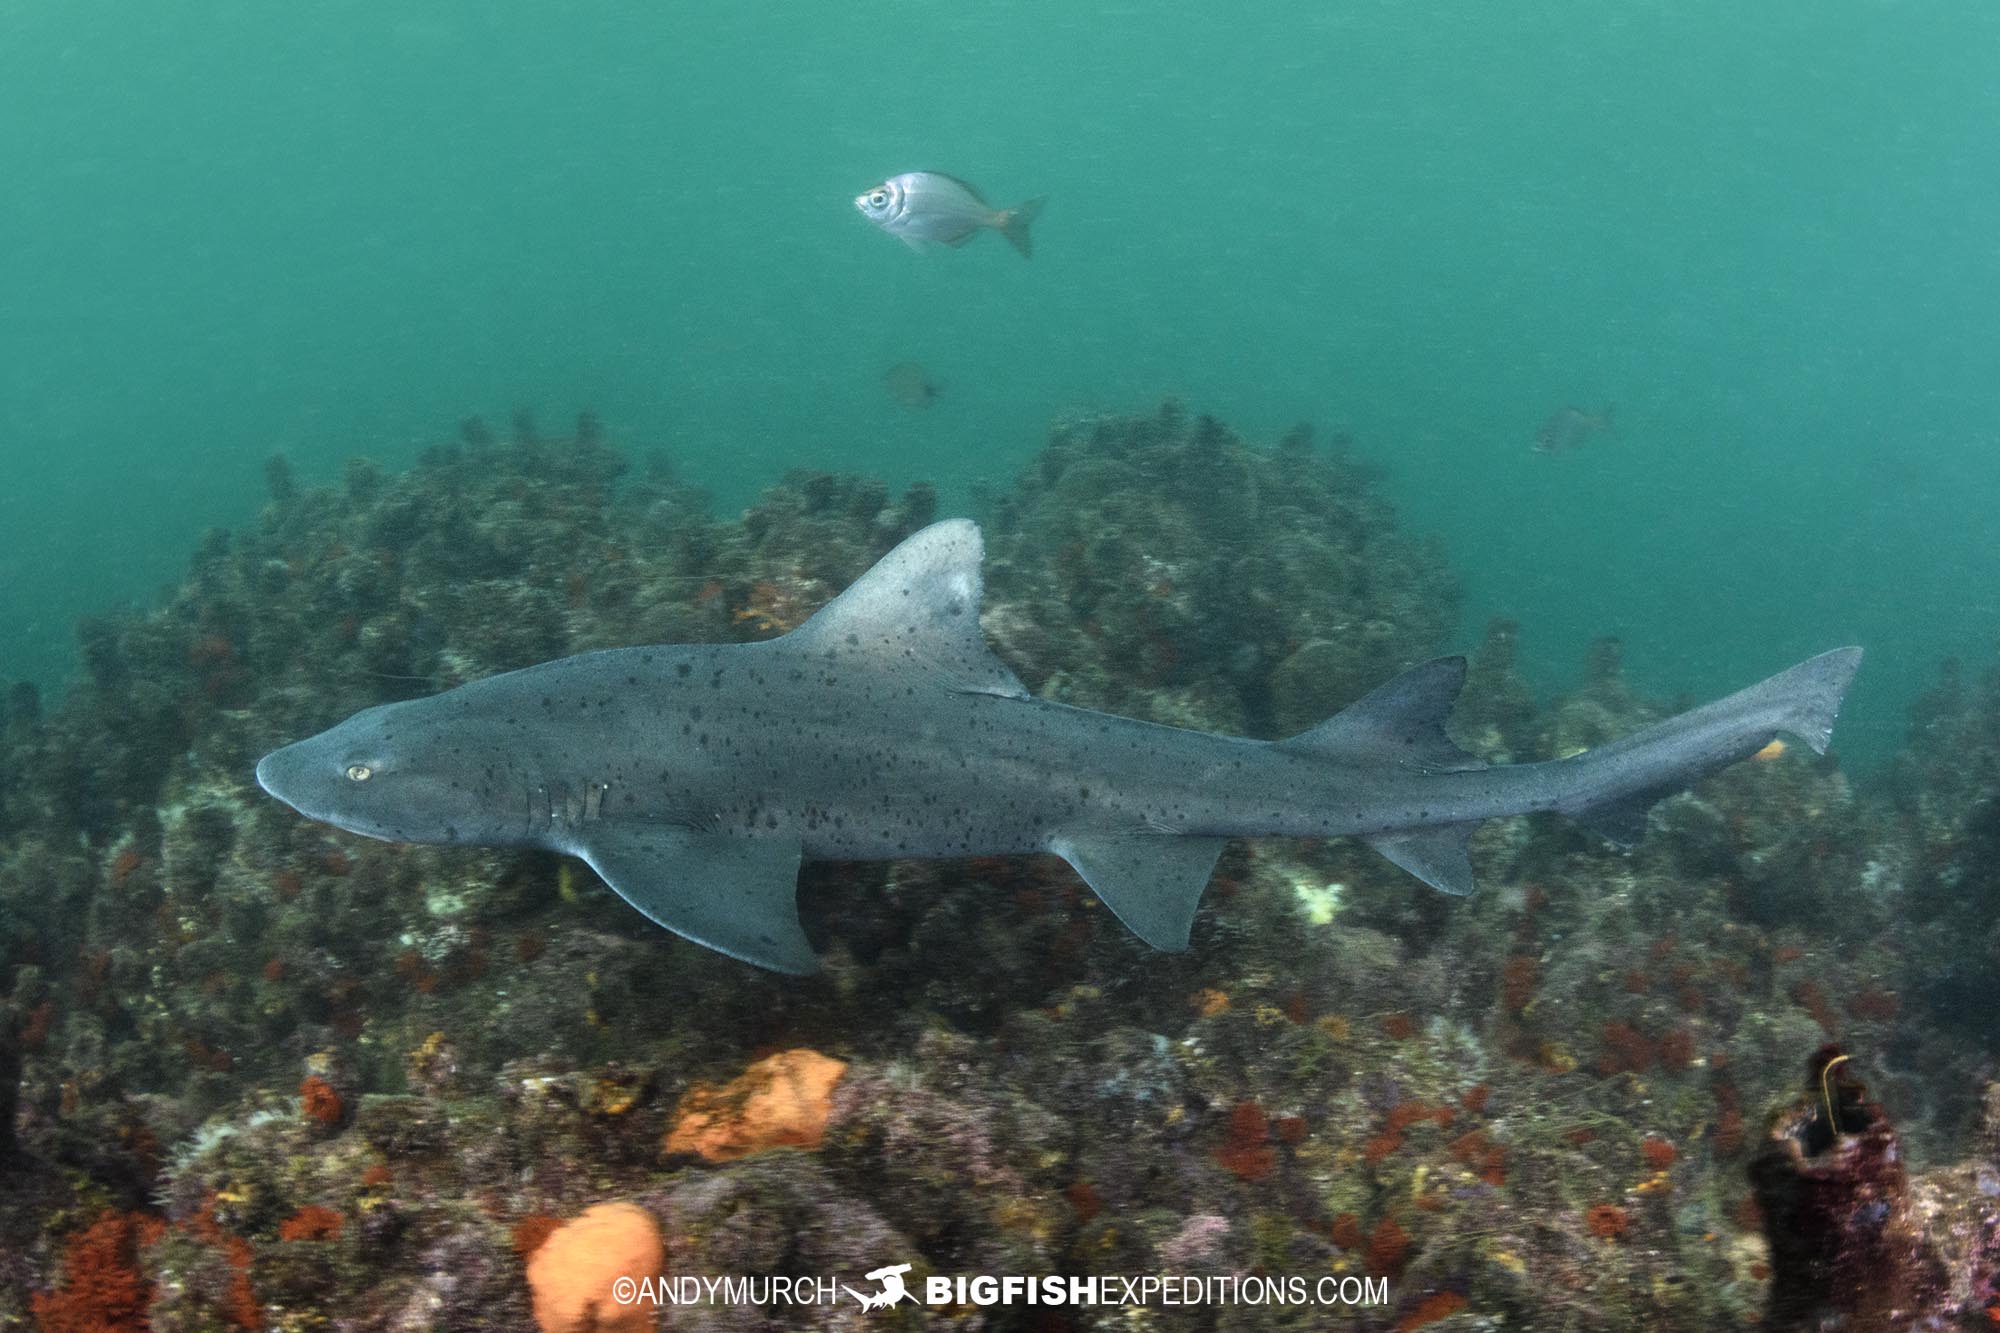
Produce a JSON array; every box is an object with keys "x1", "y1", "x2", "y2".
[
  {"x1": 1050, "y1": 833, "x2": 1227, "y2": 951},
  {"x1": 571, "y1": 824, "x2": 816, "y2": 975},
  {"x1": 1280, "y1": 657, "x2": 1485, "y2": 773},
  {"x1": 785, "y1": 520, "x2": 1028, "y2": 700},
  {"x1": 1367, "y1": 824, "x2": 1479, "y2": 897}
]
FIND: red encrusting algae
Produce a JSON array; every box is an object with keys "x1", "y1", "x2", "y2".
[
  {"x1": 1366, "y1": 1216, "x2": 1412, "y2": 1277},
  {"x1": 278, "y1": 1205, "x2": 344, "y2": 1242},
  {"x1": 31, "y1": 1210, "x2": 166, "y2": 1332},
  {"x1": 1212, "y1": 1100, "x2": 1277, "y2": 1181},
  {"x1": 299, "y1": 1075, "x2": 343, "y2": 1125},
  {"x1": 1585, "y1": 1203, "x2": 1630, "y2": 1239},
  {"x1": 1397, "y1": 1290, "x2": 1468, "y2": 1330},
  {"x1": 183, "y1": 1194, "x2": 262, "y2": 1329}
]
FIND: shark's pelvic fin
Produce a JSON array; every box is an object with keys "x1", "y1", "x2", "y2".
[
  {"x1": 786, "y1": 519, "x2": 1029, "y2": 700},
  {"x1": 1279, "y1": 656, "x2": 1486, "y2": 773},
  {"x1": 1366, "y1": 824, "x2": 1479, "y2": 896},
  {"x1": 1049, "y1": 832, "x2": 1228, "y2": 951},
  {"x1": 571, "y1": 825, "x2": 817, "y2": 974}
]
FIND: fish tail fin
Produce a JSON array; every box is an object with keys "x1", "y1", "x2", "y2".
[
  {"x1": 1558, "y1": 647, "x2": 1862, "y2": 845},
  {"x1": 1601, "y1": 403, "x2": 1617, "y2": 435},
  {"x1": 996, "y1": 196, "x2": 1047, "y2": 258}
]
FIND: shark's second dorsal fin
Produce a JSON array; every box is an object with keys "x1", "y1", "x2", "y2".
[
  {"x1": 787, "y1": 519, "x2": 1028, "y2": 699},
  {"x1": 1278, "y1": 657, "x2": 1485, "y2": 773}
]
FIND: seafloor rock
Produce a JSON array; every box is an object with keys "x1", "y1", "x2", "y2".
[
  {"x1": 979, "y1": 399, "x2": 1457, "y2": 736},
  {"x1": 1, "y1": 406, "x2": 1996, "y2": 1329}
]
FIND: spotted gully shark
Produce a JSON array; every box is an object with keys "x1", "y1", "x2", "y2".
[{"x1": 255, "y1": 520, "x2": 1861, "y2": 973}]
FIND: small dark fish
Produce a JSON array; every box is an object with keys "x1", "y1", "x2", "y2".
[
  {"x1": 854, "y1": 172, "x2": 1047, "y2": 258},
  {"x1": 1534, "y1": 404, "x2": 1616, "y2": 454},
  {"x1": 882, "y1": 362, "x2": 942, "y2": 410}
]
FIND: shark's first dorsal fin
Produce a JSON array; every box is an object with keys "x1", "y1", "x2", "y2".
[
  {"x1": 1278, "y1": 657, "x2": 1485, "y2": 773},
  {"x1": 787, "y1": 519, "x2": 1029, "y2": 699}
]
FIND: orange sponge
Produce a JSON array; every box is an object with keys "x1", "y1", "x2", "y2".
[
  {"x1": 663, "y1": 1048, "x2": 847, "y2": 1163},
  {"x1": 524, "y1": 1201, "x2": 664, "y2": 1333}
]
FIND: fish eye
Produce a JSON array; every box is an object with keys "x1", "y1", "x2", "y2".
[
  {"x1": 868, "y1": 190, "x2": 888, "y2": 207},
  {"x1": 345, "y1": 764, "x2": 372, "y2": 782}
]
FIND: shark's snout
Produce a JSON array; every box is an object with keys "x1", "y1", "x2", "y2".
[
  {"x1": 255, "y1": 739, "x2": 322, "y2": 816},
  {"x1": 255, "y1": 744, "x2": 291, "y2": 799}
]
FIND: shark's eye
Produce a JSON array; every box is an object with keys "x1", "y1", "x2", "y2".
[{"x1": 345, "y1": 764, "x2": 373, "y2": 782}]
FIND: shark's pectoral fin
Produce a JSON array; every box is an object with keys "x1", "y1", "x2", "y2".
[
  {"x1": 1367, "y1": 824, "x2": 1478, "y2": 897},
  {"x1": 785, "y1": 519, "x2": 1029, "y2": 700},
  {"x1": 1050, "y1": 833, "x2": 1227, "y2": 951},
  {"x1": 571, "y1": 825, "x2": 817, "y2": 975}
]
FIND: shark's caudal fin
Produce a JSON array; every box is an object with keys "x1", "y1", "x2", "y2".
[
  {"x1": 1558, "y1": 646, "x2": 1863, "y2": 847},
  {"x1": 1752, "y1": 646, "x2": 1865, "y2": 756}
]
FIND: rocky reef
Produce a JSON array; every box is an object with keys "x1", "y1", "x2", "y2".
[{"x1": 4, "y1": 404, "x2": 2000, "y2": 1330}]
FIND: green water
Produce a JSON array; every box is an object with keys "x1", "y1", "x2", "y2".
[{"x1": 4, "y1": 2, "x2": 1996, "y2": 762}]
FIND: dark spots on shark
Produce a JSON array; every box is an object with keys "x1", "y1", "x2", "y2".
[
  {"x1": 676, "y1": 662, "x2": 691, "y2": 678},
  {"x1": 627, "y1": 675, "x2": 639, "y2": 686},
  {"x1": 541, "y1": 696, "x2": 552, "y2": 708}
]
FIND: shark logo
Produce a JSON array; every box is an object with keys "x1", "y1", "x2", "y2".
[{"x1": 845, "y1": 1263, "x2": 914, "y2": 1311}]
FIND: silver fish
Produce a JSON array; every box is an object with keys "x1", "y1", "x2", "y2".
[
  {"x1": 854, "y1": 172, "x2": 1047, "y2": 258},
  {"x1": 1535, "y1": 404, "x2": 1616, "y2": 454}
]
